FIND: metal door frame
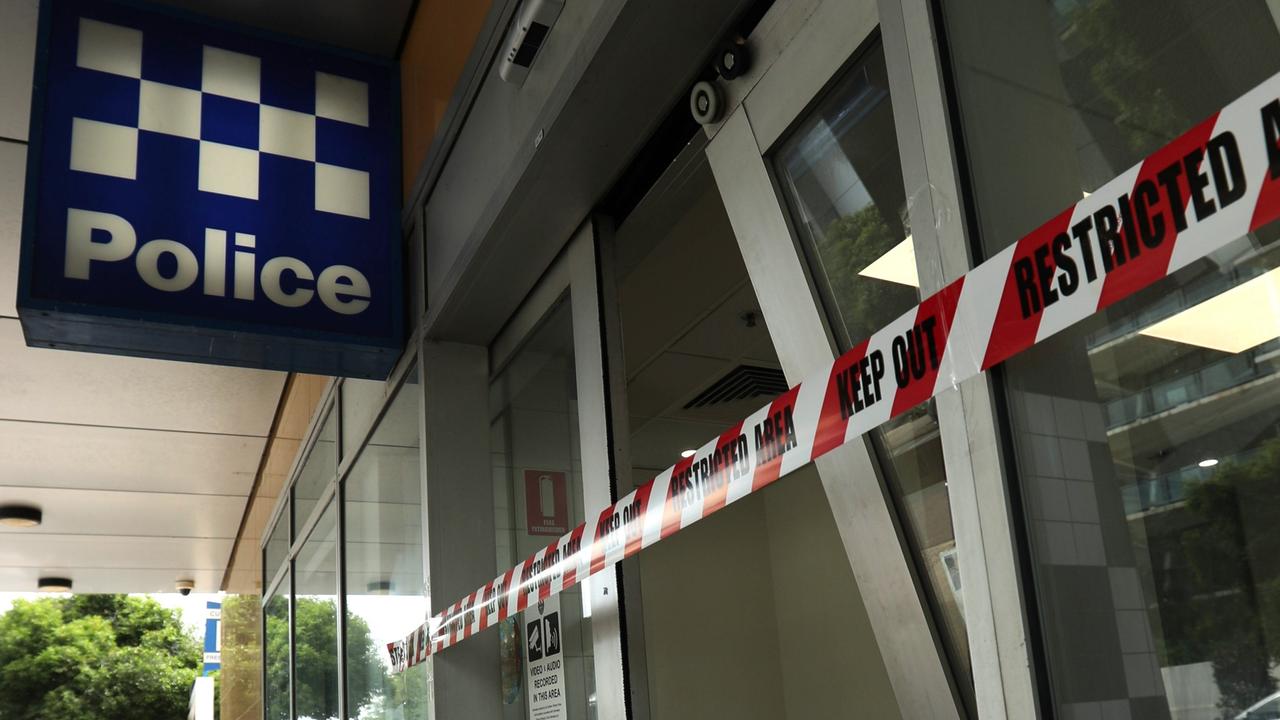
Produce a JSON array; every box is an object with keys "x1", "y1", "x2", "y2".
[{"x1": 693, "y1": 0, "x2": 1042, "y2": 716}]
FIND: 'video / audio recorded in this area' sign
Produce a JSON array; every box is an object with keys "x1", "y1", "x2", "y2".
[{"x1": 18, "y1": 0, "x2": 403, "y2": 378}]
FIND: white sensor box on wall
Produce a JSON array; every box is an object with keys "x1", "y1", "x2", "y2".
[{"x1": 498, "y1": 0, "x2": 565, "y2": 85}]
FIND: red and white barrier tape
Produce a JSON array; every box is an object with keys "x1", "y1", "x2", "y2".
[{"x1": 386, "y1": 71, "x2": 1280, "y2": 672}]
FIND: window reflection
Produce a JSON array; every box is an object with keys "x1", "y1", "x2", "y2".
[
  {"x1": 295, "y1": 409, "x2": 338, "y2": 534},
  {"x1": 294, "y1": 501, "x2": 339, "y2": 720},
  {"x1": 774, "y1": 40, "x2": 973, "y2": 700},
  {"x1": 344, "y1": 369, "x2": 430, "y2": 720},
  {"x1": 264, "y1": 580, "x2": 289, "y2": 720},
  {"x1": 489, "y1": 299, "x2": 596, "y2": 720},
  {"x1": 265, "y1": 501, "x2": 290, "y2": 591},
  {"x1": 940, "y1": 0, "x2": 1280, "y2": 716}
]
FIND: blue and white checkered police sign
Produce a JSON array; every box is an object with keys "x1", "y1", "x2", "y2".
[{"x1": 18, "y1": 0, "x2": 403, "y2": 378}]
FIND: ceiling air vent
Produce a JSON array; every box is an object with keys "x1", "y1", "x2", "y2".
[{"x1": 684, "y1": 365, "x2": 789, "y2": 409}]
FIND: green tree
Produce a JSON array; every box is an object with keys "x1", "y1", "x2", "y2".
[
  {"x1": 218, "y1": 595, "x2": 261, "y2": 720},
  {"x1": 264, "y1": 597, "x2": 385, "y2": 720},
  {"x1": 1180, "y1": 438, "x2": 1280, "y2": 716},
  {"x1": 817, "y1": 204, "x2": 917, "y2": 345},
  {"x1": 1071, "y1": 1, "x2": 1189, "y2": 156},
  {"x1": 817, "y1": 204, "x2": 930, "y2": 427},
  {"x1": 349, "y1": 658, "x2": 430, "y2": 720},
  {"x1": 0, "y1": 594, "x2": 201, "y2": 720}
]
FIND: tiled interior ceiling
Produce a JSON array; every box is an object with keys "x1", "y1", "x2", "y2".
[
  {"x1": 0, "y1": 0, "x2": 288, "y2": 594},
  {"x1": 0, "y1": 317, "x2": 285, "y2": 594},
  {"x1": 617, "y1": 158, "x2": 782, "y2": 473}
]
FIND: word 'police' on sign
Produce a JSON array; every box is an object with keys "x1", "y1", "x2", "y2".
[{"x1": 18, "y1": 0, "x2": 402, "y2": 378}]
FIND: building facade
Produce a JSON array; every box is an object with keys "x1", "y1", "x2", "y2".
[{"x1": 6, "y1": 0, "x2": 1278, "y2": 719}]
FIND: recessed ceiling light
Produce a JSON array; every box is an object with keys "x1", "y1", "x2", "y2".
[
  {"x1": 1198, "y1": 458, "x2": 1219, "y2": 468},
  {"x1": 680, "y1": 449, "x2": 696, "y2": 458},
  {"x1": 38, "y1": 577, "x2": 72, "y2": 593},
  {"x1": 0, "y1": 505, "x2": 42, "y2": 528},
  {"x1": 1139, "y1": 267, "x2": 1280, "y2": 353},
  {"x1": 859, "y1": 236, "x2": 920, "y2": 288}
]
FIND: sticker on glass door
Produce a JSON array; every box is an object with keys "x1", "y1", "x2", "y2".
[
  {"x1": 524, "y1": 469, "x2": 570, "y2": 536},
  {"x1": 524, "y1": 595, "x2": 567, "y2": 720}
]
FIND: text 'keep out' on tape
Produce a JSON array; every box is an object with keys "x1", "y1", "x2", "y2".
[{"x1": 386, "y1": 70, "x2": 1280, "y2": 673}]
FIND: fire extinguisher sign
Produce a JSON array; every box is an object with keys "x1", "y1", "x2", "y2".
[{"x1": 524, "y1": 469, "x2": 569, "y2": 536}]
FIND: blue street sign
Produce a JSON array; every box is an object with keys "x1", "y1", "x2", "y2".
[
  {"x1": 203, "y1": 601, "x2": 221, "y2": 676},
  {"x1": 18, "y1": 0, "x2": 403, "y2": 378}
]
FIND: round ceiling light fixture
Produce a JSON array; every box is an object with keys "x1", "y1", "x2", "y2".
[
  {"x1": 680, "y1": 449, "x2": 696, "y2": 458},
  {"x1": 38, "y1": 577, "x2": 72, "y2": 593},
  {"x1": 1198, "y1": 458, "x2": 1220, "y2": 468},
  {"x1": 0, "y1": 505, "x2": 43, "y2": 528}
]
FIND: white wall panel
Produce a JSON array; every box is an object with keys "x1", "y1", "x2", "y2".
[
  {"x1": 0, "y1": 0, "x2": 37, "y2": 141},
  {"x1": 0, "y1": 487, "x2": 246, "y2": 539},
  {"x1": 0, "y1": 142, "x2": 23, "y2": 318},
  {"x1": 0, "y1": 534, "x2": 233, "y2": 571},
  {"x1": 423, "y1": 0, "x2": 619, "y2": 312},
  {"x1": 0, "y1": 319, "x2": 284, "y2": 434},
  {"x1": 0, "y1": 566, "x2": 224, "y2": 595},
  {"x1": 0, "y1": 420, "x2": 263, "y2": 495}
]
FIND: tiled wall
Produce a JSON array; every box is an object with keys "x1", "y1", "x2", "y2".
[{"x1": 1013, "y1": 388, "x2": 1168, "y2": 719}]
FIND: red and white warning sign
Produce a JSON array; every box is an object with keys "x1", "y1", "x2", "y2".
[
  {"x1": 524, "y1": 470, "x2": 570, "y2": 537},
  {"x1": 387, "y1": 70, "x2": 1280, "y2": 672}
]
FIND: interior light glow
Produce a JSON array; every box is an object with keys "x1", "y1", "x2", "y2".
[
  {"x1": 0, "y1": 505, "x2": 42, "y2": 528},
  {"x1": 680, "y1": 449, "x2": 696, "y2": 458},
  {"x1": 858, "y1": 236, "x2": 919, "y2": 288},
  {"x1": 38, "y1": 577, "x2": 72, "y2": 593},
  {"x1": 1139, "y1": 267, "x2": 1280, "y2": 353},
  {"x1": 1198, "y1": 458, "x2": 1219, "y2": 468}
]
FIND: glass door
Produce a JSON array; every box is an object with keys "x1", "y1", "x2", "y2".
[{"x1": 485, "y1": 223, "x2": 628, "y2": 720}]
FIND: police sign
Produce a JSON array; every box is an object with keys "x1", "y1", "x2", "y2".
[{"x1": 18, "y1": 0, "x2": 403, "y2": 378}]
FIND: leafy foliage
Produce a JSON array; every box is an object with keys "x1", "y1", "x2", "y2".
[
  {"x1": 218, "y1": 595, "x2": 262, "y2": 720},
  {"x1": 264, "y1": 597, "x2": 386, "y2": 720},
  {"x1": 0, "y1": 595, "x2": 201, "y2": 720},
  {"x1": 815, "y1": 204, "x2": 916, "y2": 345},
  {"x1": 1071, "y1": 1, "x2": 1189, "y2": 156},
  {"x1": 1179, "y1": 439, "x2": 1280, "y2": 716},
  {"x1": 816, "y1": 204, "x2": 929, "y2": 427}
]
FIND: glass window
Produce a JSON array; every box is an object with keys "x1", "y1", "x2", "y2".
[
  {"x1": 295, "y1": 408, "x2": 338, "y2": 534},
  {"x1": 773, "y1": 41, "x2": 972, "y2": 700},
  {"x1": 342, "y1": 379, "x2": 386, "y2": 459},
  {"x1": 295, "y1": 501, "x2": 339, "y2": 720},
  {"x1": 345, "y1": 368, "x2": 429, "y2": 720},
  {"x1": 940, "y1": 1, "x2": 1280, "y2": 717},
  {"x1": 265, "y1": 501, "x2": 290, "y2": 591},
  {"x1": 220, "y1": 593, "x2": 264, "y2": 720},
  {"x1": 612, "y1": 144, "x2": 901, "y2": 718},
  {"x1": 265, "y1": 579, "x2": 290, "y2": 720},
  {"x1": 489, "y1": 299, "x2": 597, "y2": 720}
]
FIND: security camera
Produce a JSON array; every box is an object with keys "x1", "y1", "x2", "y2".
[
  {"x1": 690, "y1": 80, "x2": 724, "y2": 125},
  {"x1": 176, "y1": 580, "x2": 195, "y2": 597},
  {"x1": 714, "y1": 39, "x2": 750, "y2": 81}
]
